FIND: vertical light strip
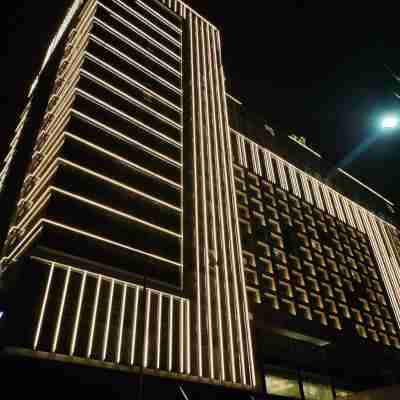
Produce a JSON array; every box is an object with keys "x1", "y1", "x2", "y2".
[
  {"x1": 310, "y1": 178, "x2": 324, "y2": 210},
  {"x1": 275, "y1": 157, "x2": 289, "y2": 191},
  {"x1": 212, "y1": 30, "x2": 245, "y2": 384},
  {"x1": 350, "y1": 202, "x2": 365, "y2": 233},
  {"x1": 240, "y1": 136, "x2": 248, "y2": 168},
  {"x1": 130, "y1": 286, "x2": 140, "y2": 365},
  {"x1": 33, "y1": 263, "x2": 54, "y2": 350},
  {"x1": 217, "y1": 31, "x2": 256, "y2": 385},
  {"x1": 87, "y1": 276, "x2": 101, "y2": 358},
  {"x1": 179, "y1": 299, "x2": 184, "y2": 373},
  {"x1": 52, "y1": 267, "x2": 71, "y2": 352},
  {"x1": 70, "y1": 271, "x2": 87, "y2": 356},
  {"x1": 371, "y1": 217, "x2": 400, "y2": 324},
  {"x1": 288, "y1": 165, "x2": 301, "y2": 198},
  {"x1": 360, "y1": 211, "x2": 400, "y2": 326},
  {"x1": 195, "y1": 16, "x2": 213, "y2": 379},
  {"x1": 204, "y1": 20, "x2": 226, "y2": 381},
  {"x1": 252, "y1": 143, "x2": 262, "y2": 176},
  {"x1": 331, "y1": 190, "x2": 346, "y2": 222},
  {"x1": 143, "y1": 289, "x2": 151, "y2": 368},
  {"x1": 116, "y1": 283, "x2": 127, "y2": 364},
  {"x1": 300, "y1": 173, "x2": 313, "y2": 204},
  {"x1": 185, "y1": 300, "x2": 191, "y2": 374},
  {"x1": 379, "y1": 222, "x2": 400, "y2": 301},
  {"x1": 262, "y1": 149, "x2": 276, "y2": 183},
  {"x1": 189, "y1": 11, "x2": 202, "y2": 377},
  {"x1": 102, "y1": 279, "x2": 114, "y2": 361},
  {"x1": 366, "y1": 213, "x2": 400, "y2": 325},
  {"x1": 341, "y1": 198, "x2": 355, "y2": 228},
  {"x1": 200, "y1": 18, "x2": 219, "y2": 379},
  {"x1": 236, "y1": 133, "x2": 244, "y2": 166},
  {"x1": 321, "y1": 185, "x2": 335, "y2": 216},
  {"x1": 209, "y1": 24, "x2": 237, "y2": 383},
  {"x1": 195, "y1": 18, "x2": 212, "y2": 378},
  {"x1": 249, "y1": 143, "x2": 257, "y2": 175},
  {"x1": 168, "y1": 295, "x2": 174, "y2": 371},
  {"x1": 156, "y1": 293, "x2": 163, "y2": 369}
]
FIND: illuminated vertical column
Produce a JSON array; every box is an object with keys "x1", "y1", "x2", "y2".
[
  {"x1": 52, "y1": 267, "x2": 71, "y2": 352},
  {"x1": 359, "y1": 210, "x2": 400, "y2": 326},
  {"x1": 102, "y1": 279, "x2": 114, "y2": 361},
  {"x1": 370, "y1": 217, "x2": 400, "y2": 326},
  {"x1": 209, "y1": 27, "x2": 239, "y2": 384},
  {"x1": 185, "y1": 300, "x2": 191, "y2": 374},
  {"x1": 70, "y1": 271, "x2": 87, "y2": 356},
  {"x1": 168, "y1": 295, "x2": 174, "y2": 371},
  {"x1": 321, "y1": 185, "x2": 335, "y2": 216},
  {"x1": 250, "y1": 143, "x2": 262, "y2": 176},
  {"x1": 310, "y1": 178, "x2": 324, "y2": 210},
  {"x1": 205, "y1": 22, "x2": 228, "y2": 381},
  {"x1": 275, "y1": 157, "x2": 289, "y2": 191},
  {"x1": 130, "y1": 286, "x2": 140, "y2": 365},
  {"x1": 386, "y1": 226, "x2": 400, "y2": 270},
  {"x1": 299, "y1": 173, "x2": 313, "y2": 205},
  {"x1": 330, "y1": 190, "x2": 346, "y2": 223},
  {"x1": 179, "y1": 299, "x2": 184, "y2": 373},
  {"x1": 235, "y1": 133, "x2": 244, "y2": 166},
  {"x1": 188, "y1": 11, "x2": 202, "y2": 377},
  {"x1": 116, "y1": 284, "x2": 127, "y2": 364},
  {"x1": 194, "y1": 16, "x2": 214, "y2": 379},
  {"x1": 341, "y1": 197, "x2": 355, "y2": 228},
  {"x1": 350, "y1": 202, "x2": 365, "y2": 233},
  {"x1": 262, "y1": 149, "x2": 276, "y2": 183},
  {"x1": 143, "y1": 289, "x2": 151, "y2": 368},
  {"x1": 87, "y1": 276, "x2": 101, "y2": 358},
  {"x1": 156, "y1": 293, "x2": 162, "y2": 369},
  {"x1": 240, "y1": 136, "x2": 248, "y2": 168},
  {"x1": 216, "y1": 30, "x2": 256, "y2": 386},
  {"x1": 379, "y1": 221, "x2": 400, "y2": 300},
  {"x1": 213, "y1": 33, "x2": 247, "y2": 384},
  {"x1": 288, "y1": 165, "x2": 301, "y2": 198}
]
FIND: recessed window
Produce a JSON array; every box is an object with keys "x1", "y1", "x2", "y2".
[
  {"x1": 298, "y1": 304, "x2": 312, "y2": 320},
  {"x1": 295, "y1": 287, "x2": 309, "y2": 304},
  {"x1": 251, "y1": 198, "x2": 264, "y2": 213},
  {"x1": 288, "y1": 255, "x2": 302, "y2": 271},
  {"x1": 282, "y1": 299, "x2": 296, "y2": 315},
  {"x1": 262, "y1": 275, "x2": 276, "y2": 292},
  {"x1": 260, "y1": 258, "x2": 273, "y2": 275},
  {"x1": 243, "y1": 251, "x2": 256, "y2": 267},
  {"x1": 266, "y1": 205, "x2": 279, "y2": 220},
  {"x1": 257, "y1": 241, "x2": 271, "y2": 258},
  {"x1": 264, "y1": 293, "x2": 279, "y2": 310},
  {"x1": 264, "y1": 192, "x2": 276, "y2": 207},
  {"x1": 356, "y1": 324, "x2": 367, "y2": 338}
]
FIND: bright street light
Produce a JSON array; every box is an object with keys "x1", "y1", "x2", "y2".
[{"x1": 381, "y1": 115, "x2": 399, "y2": 130}]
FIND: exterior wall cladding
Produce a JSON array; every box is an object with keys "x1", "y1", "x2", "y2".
[{"x1": 2, "y1": 0, "x2": 400, "y2": 398}]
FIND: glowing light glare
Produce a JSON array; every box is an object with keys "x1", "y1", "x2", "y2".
[
  {"x1": 0, "y1": 311, "x2": 5, "y2": 320},
  {"x1": 381, "y1": 115, "x2": 399, "y2": 129}
]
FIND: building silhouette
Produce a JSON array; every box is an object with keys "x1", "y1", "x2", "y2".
[{"x1": 1, "y1": 1, "x2": 400, "y2": 398}]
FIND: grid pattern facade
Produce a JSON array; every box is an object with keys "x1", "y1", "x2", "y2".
[{"x1": 232, "y1": 130, "x2": 400, "y2": 348}]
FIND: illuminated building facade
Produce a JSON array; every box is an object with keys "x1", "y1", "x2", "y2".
[{"x1": 1, "y1": 0, "x2": 400, "y2": 398}]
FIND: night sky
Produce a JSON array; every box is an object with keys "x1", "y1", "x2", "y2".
[{"x1": 1, "y1": 1, "x2": 400, "y2": 203}]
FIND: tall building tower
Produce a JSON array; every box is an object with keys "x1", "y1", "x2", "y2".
[{"x1": 1, "y1": 1, "x2": 400, "y2": 398}]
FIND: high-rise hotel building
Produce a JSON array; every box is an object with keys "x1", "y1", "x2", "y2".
[{"x1": 1, "y1": 1, "x2": 400, "y2": 398}]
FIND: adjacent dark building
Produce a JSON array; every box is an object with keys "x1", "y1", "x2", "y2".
[{"x1": 1, "y1": 1, "x2": 400, "y2": 398}]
